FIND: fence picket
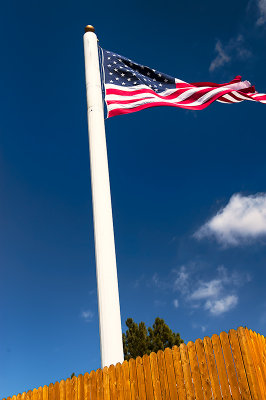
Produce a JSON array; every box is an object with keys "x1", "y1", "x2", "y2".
[
  {"x1": 245, "y1": 328, "x2": 266, "y2": 396},
  {"x1": 59, "y1": 380, "x2": 66, "y2": 400},
  {"x1": 156, "y1": 350, "x2": 170, "y2": 400},
  {"x1": 90, "y1": 371, "x2": 97, "y2": 400},
  {"x1": 237, "y1": 327, "x2": 262, "y2": 400},
  {"x1": 187, "y1": 341, "x2": 204, "y2": 400},
  {"x1": 228, "y1": 329, "x2": 251, "y2": 400},
  {"x1": 42, "y1": 386, "x2": 48, "y2": 400},
  {"x1": 163, "y1": 348, "x2": 179, "y2": 400},
  {"x1": 114, "y1": 363, "x2": 123, "y2": 400},
  {"x1": 32, "y1": 389, "x2": 38, "y2": 400},
  {"x1": 108, "y1": 365, "x2": 117, "y2": 400},
  {"x1": 203, "y1": 336, "x2": 222, "y2": 400},
  {"x1": 96, "y1": 369, "x2": 104, "y2": 400},
  {"x1": 77, "y1": 375, "x2": 84, "y2": 400},
  {"x1": 149, "y1": 352, "x2": 162, "y2": 400},
  {"x1": 128, "y1": 358, "x2": 139, "y2": 400},
  {"x1": 171, "y1": 346, "x2": 186, "y2": 400},
  {"x1": 251, "y1": 331, "x2": 266, "y2": 376},
  {"x1": 219, "y1": 332, "x2": 241, "y2": 400},
  {"x1": 179, "y1": 343, "x2": 195, "y2": 400},
  {"x1": 26, "y1": 391, "x2": 32, "y2": 400},
  {"x1": 194, "y1": 339, "x2": 212, "y2": 400},
  {"x1": 257, "y1": 333, "x2": 266, "y2": 377},
  {"x1": 211, "y1": 334, "x2": 231, "y2": 399},
  {"x1": 121, "y1": 361, "x2": 131, "y2": 400},
  {"x1": 48, "y1": 384, "x2": 54, "y2": 400},
  {"x1": 136, "y1": 356, "x2": 147, "y2": 400},
  {"x1": 255, "y1": 331, "x2": 266, "y2": 381},
  {"x1": 72, "y1": 377, "x2": 78, "y2": 400},
  {"x1": 83, "y1": 372, "x2": 92, "y2": 400},
  {"x1": 150, "y1": 352, "x2": 164, "y2": 400},
  {"x1": 37, "y1": 388, "x2": 42, "y2": 400},
  {"x1": 142, "y1": 355, "x2": 154, "y2": 400},
  {"x1": 65, "y1": 379, "x2": 72, "y2": 400},
  {"x1": 102, "y1": 367, "x2": 110, "y2": 400},
  {"x1": 54, "y1": 382, "x2": 60, "y2": 400}
]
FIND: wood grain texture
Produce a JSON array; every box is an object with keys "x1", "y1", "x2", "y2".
[
  {"x1": 211, "y1": 334, "x2": 231, "y2": 400},
  {"x1": 203, "y1": 336, "x2": 222, "y2": 400},
  {"x1": 180, "y1": 344, "x2": 195, "y2": 400},
  {"x1": 187, "y1": 341, "x2": 204, "y2": 400},
  {"x1": 228, "y1": 329, "x2": 251, "y2": 400},
  {"x1": 59, "y1": 380, "x2": 66, "y2": 400},
  {"x1": 237, "y1": 327, "x2": 262, "y2": 400},
  {"x1": 42, "y1": 387, "x2": 48, "y2": 400},
  {"x1": 96, "y1": 369, "x2": 104, "y2": 400},
  {"x1": 102, "y1": 367, "x2": 110, "y2": 400},
  {"x1": 54, "y1": 382, "x2": 60, "y2": 400},
  {"x1": 3, "y1": 327, "x2": 266, "y2": 400},
  {"x1": 114, "y1": 363, "x2": 123, "y2": 400},
  {"x1": 156, "y1": 350, "x2": 170, "y2": 400},
  {"x1": 219, "y1": 332, "x2": 240, "y2": 400},
  {"x1": 128, "y1": 358, "x2": 139, "y2": 400},
  {"x1": 171, "y1": 346, "x2": 186, "y2": 400},
  {"x1": 149, "y1": 352, "x2": 162, "y2": 400},
  {"x1": 108, "y1": 366, "x2": 117, "y2": 400},
  {"x1": 245, "y1": 328, "x2": 266, "y2": 397},
  {"x1": 72, "y1": 377, "x2": 78, "y2": 400},
  {"x1": 194, "y1": 339, "x2": 212, "y2": 400},
  {"x1": 164, "y1": 348, "x2": 179, "y2": 400},
  {"x1": 90, "y1": 371, "x2": 97, "y2": 400},
  {"x1": 121, "y1": 361, "x2": 131, "y2": 400},
  {"x1": 135, "y1": 356, "x2": 147, "y2": 400},
  {"x1": 142, "y1": 355, "x2": 154, "y2": 400}
]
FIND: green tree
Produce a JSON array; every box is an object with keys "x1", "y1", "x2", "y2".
[
  {"x1": 123, "y1": 317, "x2": 183, "y2": 361},
  {"x1": 122, "y1": 318, "x2": 149, "y2": 361}
]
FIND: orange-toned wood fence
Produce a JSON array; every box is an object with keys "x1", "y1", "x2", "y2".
[{"x1": 3, "y1": 327, "x2": 266, "y2": 400}]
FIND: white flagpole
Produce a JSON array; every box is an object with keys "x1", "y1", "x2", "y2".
[{"x1": 83, "y1": 25, "x2": 124, "y2": 367}]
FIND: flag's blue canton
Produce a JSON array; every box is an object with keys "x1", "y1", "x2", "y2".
[{"x1": 102, "y1": 49, "x2": 176, "y2": 92}]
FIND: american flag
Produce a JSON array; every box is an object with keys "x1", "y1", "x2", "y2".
[{"x1": 101, "y1": 48, "x2": 266, "y2": 118}]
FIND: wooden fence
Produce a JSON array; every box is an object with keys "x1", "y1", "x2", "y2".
[{"x1": 3, "y1": 327, "x2": 266, "y2": 400}]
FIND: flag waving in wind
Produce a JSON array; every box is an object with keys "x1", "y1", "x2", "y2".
[{"x1": 101, "y1": 49, "x2": 266, "y2": 118}]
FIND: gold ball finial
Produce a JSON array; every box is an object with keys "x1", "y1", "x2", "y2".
[{"x1": 85, "y1": 25, "x2": 95, "y2": 33}]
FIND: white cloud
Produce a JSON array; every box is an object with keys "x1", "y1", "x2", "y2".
[
  {"x1": 256, "y1": 0, "x2": 266, "y2": 25},
  {"x1": 195, "y1": 193, "x2": 266, "y2": 246},
  {"x1": 205, "y1": 295, "x2": 238, "y2": 315},
  {"x1": 190, "y1": 279, "x2": 222, "y2": 300},
  {"x1": 151, "y1": 273, "x2": 169, "y2": 290},
  {"x1": 171, "y1": 265, "x2": 249, "y2": 316},
  {"x1": 81, "y1": 310, "x2": 94, "y2": 322},
  {"x1": 188, "y1": 267, "x2": 242, "y2": 315},
  {"x1": 209, "y1": 35, "x2": 251, "y2": 72},
  {"x1": 209, "y1": 41, "x2": 231, "y2": 72},
  {"x1": 173, "y1": 299, "x2": 179, "y2": 308},
  {"x1": 192, "y1": 323, "x2": 207, "y2": 333},
  {"x1": 173, "y1": 266, "x2": 189, "y2": 294},
  {"x1": 150, "y1": 263, "x2": 250, "y2": 317}
]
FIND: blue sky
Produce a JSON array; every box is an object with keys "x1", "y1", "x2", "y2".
[{"x1": 1, "y1": 0, "x2": 266, "y2": 397}]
